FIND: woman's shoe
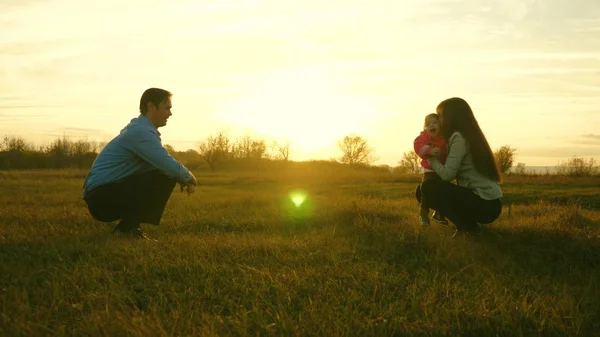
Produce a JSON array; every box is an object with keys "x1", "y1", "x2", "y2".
[{"x1": 432, "y1": 212, "x2": 449, "y2": 225}]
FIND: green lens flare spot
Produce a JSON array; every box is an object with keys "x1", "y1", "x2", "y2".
[
  {"x1": 289, "y1": 190, "x2": 307, "y2": 207},
  {"x1": 291, "y1": 194, "x2": 306, "y2": 207}
]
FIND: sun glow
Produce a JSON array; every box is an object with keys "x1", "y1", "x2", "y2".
[{"x1": 217, "y1": 67, "x2": 377, "y2": 151}]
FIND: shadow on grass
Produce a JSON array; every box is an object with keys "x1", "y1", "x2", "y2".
[
  {"x1": 2, "y1": 216, "x2": 600, "y2": 335},
  {"x1": 0, "y1": 231, "x2": 121, "y2": 289},
  {"x1": 330, "y1": 200, "x2": 600, "y2": 285},
  {"x1": 502, "y1": 192, "x2": 600, "y2": 210},
  {"x1": 468, "y1": 225, "x2": 600, "y2": 278}
]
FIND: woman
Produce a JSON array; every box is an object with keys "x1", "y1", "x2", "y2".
[{"x1": 415, "y1": 97, "x2": 503, "y2": 233}]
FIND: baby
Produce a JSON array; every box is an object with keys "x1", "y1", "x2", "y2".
[{"x1": 413, "y1": 113, "x2": 448, "y2": 226}]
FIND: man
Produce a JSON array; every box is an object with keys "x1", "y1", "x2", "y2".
[{"x1": 83, "y1": 88, "x2": 197, "y2": 240}]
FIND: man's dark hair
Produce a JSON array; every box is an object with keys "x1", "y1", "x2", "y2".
[{"x1": 139, "y1": 88, "x2": 172, "y2": 115}]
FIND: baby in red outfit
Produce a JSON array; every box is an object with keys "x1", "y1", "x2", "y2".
[{"x1": 413, "y1": 113, "x2": 448, "y2": 226}]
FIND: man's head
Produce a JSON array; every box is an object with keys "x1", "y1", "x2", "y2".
[{"x1": 139, "y1": 88, "x2": 173, "y2": 128}]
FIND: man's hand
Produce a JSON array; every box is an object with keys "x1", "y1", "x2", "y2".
[
  {"x1": 185, "y1": 184, "x2": 195, "y2": 195},
  {"x1": 180, "y1": 172, "x2": 198, "y2": 195}
]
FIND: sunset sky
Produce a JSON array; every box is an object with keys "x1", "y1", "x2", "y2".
[{"x1": 1, "y1": 0, "x2": 600, "y2": 166}]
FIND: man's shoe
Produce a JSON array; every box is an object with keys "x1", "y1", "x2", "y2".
[
  {"x1": 112, "y1": 220, "x2": 138, "y2": 234},
  {"x1": 111, "y1": 224, "x2": 128, "y2": 235},
  {"x1": 130, "y1": 228, "x2": 157, "y2": 242},
  {"x1": 111, "y1": 225, "x2": 156, "y2": 241},
  {"x1": 432, "y1": 212, "x2": 449, "y2": 225},
  {"x1": 420, "y1": 216, "x2": 430, "y2": 226}
]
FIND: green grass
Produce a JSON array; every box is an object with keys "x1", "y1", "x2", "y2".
[{"x1": 1, "y1": 168, "x2": 599, "y2": 336}]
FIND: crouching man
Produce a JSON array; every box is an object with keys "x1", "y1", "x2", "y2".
[{"x1": 82, "y1": 88, "x2": 197, "y2": 240}]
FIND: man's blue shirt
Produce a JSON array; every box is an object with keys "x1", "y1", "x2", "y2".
[{"x1": 83, "y1": 114, "x2": 192, "y2": 197}]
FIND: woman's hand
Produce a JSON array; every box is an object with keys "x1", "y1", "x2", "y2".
[{"x1": 429, "y1": 147, "x2": 441, "y2": 157}]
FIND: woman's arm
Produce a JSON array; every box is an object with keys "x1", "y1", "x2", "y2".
[{"x1": 429, "y1": 132, "x2": 467, "y2": 181}]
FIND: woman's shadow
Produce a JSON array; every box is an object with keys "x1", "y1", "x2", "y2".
[{"x1": 459, "y1": 222, "x2": 600, "y2": 289}]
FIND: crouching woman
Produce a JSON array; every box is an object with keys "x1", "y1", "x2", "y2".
[{"x1": 415, "y1": 97, "x2": 503, "y2": 233}]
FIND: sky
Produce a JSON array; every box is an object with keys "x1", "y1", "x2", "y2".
[{"x1": 1, "y1": 0, "x2": 600, "y2": 167}]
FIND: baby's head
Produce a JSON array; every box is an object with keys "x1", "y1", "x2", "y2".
[{"x1": 424, "y1": 113, "x2": 441, "y2": 136}]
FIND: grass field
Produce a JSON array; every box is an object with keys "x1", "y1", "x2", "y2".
[{"x1": 1, "y1": 166, "x2": 599, "y2": 336}]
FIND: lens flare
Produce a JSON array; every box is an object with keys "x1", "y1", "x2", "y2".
[
  {"x1": 284, "y1": 189, "x2": 314, "y2": 223},
  {"x1": 290, "y1": 194, "x2": 306, "y2": 207}
]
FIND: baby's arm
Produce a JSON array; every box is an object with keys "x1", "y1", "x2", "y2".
[
  {"x1": 413, "y1": 134, "x2": 432, "y2": 159},
  {"x1": 429, "y1": 147, "x2": 441, "y2": 157}
]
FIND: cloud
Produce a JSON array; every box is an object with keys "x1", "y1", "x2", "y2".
[
  {"x1": 580, "y1": 134, "x2": 600, "y2": 144},
  {"x1": 0, "y1": 95, "x2": 22, "y2": 102},
  {"x1": 0, "y1": 105, "x2": 46, "y2": 110},
  {"x1": 409, "y1": 0, "x2": 600, "y2": 53},
  {"x1": 0, "y1": 0, "x2": 51, "y2": 11},
  {"x1": 564, "y1": 135, "x2": 600, "y2": 146},
  {"x1": 0, "y1": 113, "x2": 54, "y2": 124},
  {"x1": 0, "y1": 0, "x2": 44, "y2": 30},
  {"x1": 0, "y1": 38, "x2": 98, "y2": 94},
  {"x1": 43, "y1": 127, "x2": 113, "y2": 139},
  {"x1": 519, "y1": 145, "x2": 600, "y2": 159},
  {"x1": 0, "y1": 19, "x2": 11, "y2": 30},
  {"x1": 0, "y1": 38, "x2": 80, "y2": 56},
  {"x1": 59, "y1": 127, "x2": 108, "y2": 134}
]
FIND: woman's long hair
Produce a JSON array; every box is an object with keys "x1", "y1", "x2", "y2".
[{"x1": 437, "y1": 97, "x2": 502, "y2": 183}]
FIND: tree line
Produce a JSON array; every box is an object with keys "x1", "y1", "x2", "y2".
[
  {"x1": 1, "y1": 134, "x2": 598, "y2": 176},
  {"x1": 0, "y1": 136, "x2": 101, "y2": 169},
  {"x1": 396, "y1": 144, "x2": 598, "y2": 177}
]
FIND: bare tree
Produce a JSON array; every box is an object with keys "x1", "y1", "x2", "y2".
[
  {"x1": 164, "y1": 144, "x2": 176, "y2": 154},
  {"x1": 494, "y1": 145, "x2": 516, "y2": 175},
  {"x1": 1, "y1": 136, "x2": 33, "y2": 152},
  {"x1": 234, "y1": 135, "x2": 267, "y2": 159},
  {"x1": 272, "y1": 139, "x2": 292, "y2": 161},
  {"x1": 338, "y1": 135, "x2": 375, "y2": 165},
  {"x1": 337, "y1": 134, "x2": 375, "y2": 165},
  {"x1": 70, "y1": 139, "x2": 97, "y2": 157},
  {"x1": 397, "y1": 151, "x2": 422, "y2": 175},
  {"x1": 197, "y1": 132, "x2": 232, "y2": 170},
  {"x1": 556, "y1": 156, "x2": 599, "y2": 177},
  {"x1": 45, "y1": 136, "x2": 72, "y2": 157},
  {"x1": 249, "y1": 140, "x2": 267, "y2": 159}
]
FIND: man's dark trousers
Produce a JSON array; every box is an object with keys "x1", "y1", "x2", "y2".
[{"x1": 84, "y1": 170, "x2": 177, "y2": 231}]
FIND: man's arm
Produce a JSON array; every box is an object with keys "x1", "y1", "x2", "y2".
[
  {"x1": 125, "y1": 129, "x2": 193, "y2": 184},
  {"x1": 429, "y1": 132, "x2": 467, "y2": 181}
]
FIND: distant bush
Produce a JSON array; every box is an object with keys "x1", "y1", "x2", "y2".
[
  {"x1": 556, "y1": 156, "x2": 599, "y2": 177},
  {"x1": 0, "y1": 136, "x2": 100, "y2": 170},
  {"x1": 513, "y1": 162, "x2": 527, "y2": 175},
  {"x1": 396, "y1": 151, "x2": 422, "y2": 175},
  {"x1": 494, "y1": 145, "x2": 516, "y2": 175},
  {"x1": 171, "y1": 149, "x2": 206, "y2": 171},
  {"x1": 1, "y1": 136, "x2": 34, "y2": 152}
]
